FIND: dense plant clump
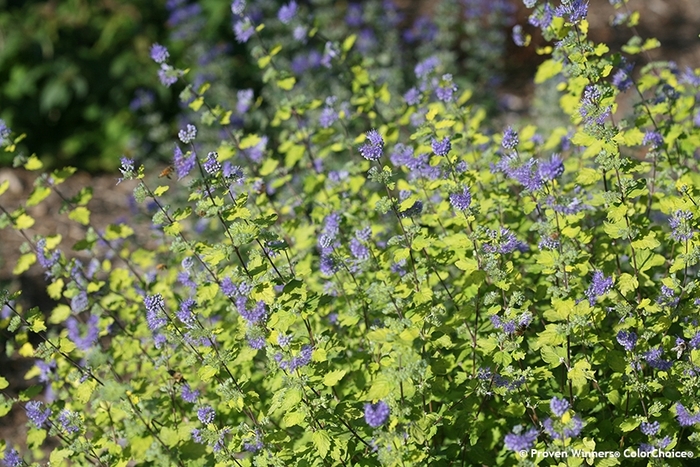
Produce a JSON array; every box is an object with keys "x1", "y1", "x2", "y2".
[{"x1": 2, "y1": 0, "x2": 700, "y2": 465}]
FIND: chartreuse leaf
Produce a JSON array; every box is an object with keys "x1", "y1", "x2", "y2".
[
  {"x1": 13, "y1": 253, "x2": 36, "y2": 275},
  {"x1": 26, "y1": 186, "x2": 51, "y2": 207},
  {"x1": 313, "y1": 430, "x2": 331, "y2": 458},
  {"x1": 69, "y1": 207, "x2": 90, "y2": 225},
  {"x1": 323, "y1": 369, "x2": 347, "y2": 387},
  {"x1": 24, "y1": 154, "x2": 43, "y2": 170}
]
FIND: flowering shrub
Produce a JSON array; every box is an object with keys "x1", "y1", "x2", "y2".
[{"x1": 2, "y1": 0, "x2": 700, "y2": 465}]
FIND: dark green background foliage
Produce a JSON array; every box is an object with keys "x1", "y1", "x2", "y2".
[{"x1": 0, "y1": 0, "x2": 245, "y2": 171}]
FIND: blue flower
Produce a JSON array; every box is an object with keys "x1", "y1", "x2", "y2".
[
  {"x1": 70, "y1": 291, "x2": 89, "y2": 313},
  {"x1": 150, "y1": 43, "x2": 169, "y2": 63},
  {"x1": 528, "y1": 3, "x2": 554, "y2": 28},
  {"x1": 364, "y1": 401, "x2": 390, "y2": 427},
  {"x1": 25, "y1": 401, "x2": 51, "y2": 428},
  {"x1": 612, "y1": 62, "x2": 634, "y2": 92},
  {"x1": 642, "y1": 130, "x2": 664, "y2": 148},
  {"x1": 2, "y1": 445, "x2": 22, "y2": 467},
  {"x1": 248, "y1": 336, "x2": 266, "y2": 349},
  {"x1": 234, "y1": 18, "x2": 254, "y2": 43},
  {"x1": 173, "y1": 146, "x2": 196, "y2": 179},
  {"x1": 449, "y1": 186, "x2": 472, "y2": 211},
  {"x1": 145, "y1": 294, "x2": 167, "y2": 333},
  {"x1": 197, "y1": 405, "x2": 216, "y2": 424},
  {"x1": 502, "y1": 127, "x2": 519, "y2": 150},
  {"x1": 57, "y1": 409, "x2": 80, "y2": 434},
  {"x1": 414, "y1": 56, "x2": 439, "y2": 79},
  {"x1": 616, "y1": 330, "x2": 637, "y2": 351},
  {"x1": 643, "y1": 347, "x2": 672, "y2": 371},
  {"x1": 675, "y1": 403, "x2": 700, "y2": 427},
  {"x1": 550, "y1": 397, "x2": 570, "y2": 417},
  {"x1": 403, "y1": 87, "x2": 421, "y2": 105},
  {"x1": 177, "y1": 298, "x2": 197, "y2": 328},
  {"x1": 504, "y1": 427, "x2": 538, "y2": 451},
  {"x1": 435, "y1": 74, "x2": 457, "y2": 102},
  {"x1": 640, "y1": 421, "x2": 660, "y2": 436},
  {"x1": 239, "y1": 300, "x2": 267, "y2": 325},
  {"x1": 157, "y1": 64, "x2": 179, "y2": 87},
  {"x1": 585, "y1": 271, "x2": 613, "y2": 306},
  {"x1": 554, "y1": 0, "x2": 588, "y2": 23},
  {"x1": 0, "y1": 119, "x2": 11, "y2": 145},
  {"x1": 277, "y1": 1, "x2": 297, "y2": 24},
  {"x1": 512, "y1": 25, "x2": 526, "y2": 46},
  {"x1": 181, "y1": 384, "x2": 200, "y2": 403},
  {"x1": 669, "y1": 210, "x2": 693, "y2": 241},
  {"x1": 66, "y1": 315, "x2": 99, "y2": 351},
  {"x1": 359, "y1": 130, "x2": 384, "y2": 161},
  {"x1": 319, "y1": 107, "x2": 338, "y2": 128},
  {"x1": 431, "y1": 137, "x2": 451, "y2": 156},
  {"x1": 203, "y1": 152, "x2": 221, "y2": 175},
  {"x1": 236, "y1": 89, "x2": 254, "y2": 114},
  {"x1": 231, "y1": 0, "x2": 245, "y2": 15},
  {"x1": 178, "y1": 124, "x2": 197, "y2": 144},
  {"x1": 350, "y1": 238, "x2": 369, "y2": 261},
  {"x1": 538, "y1": 154, "x2": 564, "y2": 181}
]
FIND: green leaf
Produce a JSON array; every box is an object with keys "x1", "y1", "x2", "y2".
[
  {"x1": 619, "y1": 418, "x2": 640, "y2": 432},
  {"x1": 199, "y1": 365, "x2": 217, "y2": 382},
  {"x1": 323, "y1": 370, "x2": 347, "y2": 387},
  {"x1": 455, "y1": 257, "x2": 478, "y2": 274},
  {"x1": 312, "y1": 430, "x2": 331, "y2": 458},
  {"x1": 282, "y1": 411, "x2": 305, "y2": 428},
  {"x1": 13, "y1": 253, "x2": 36, "y2": 275},
  {"x1": 154, "y1": 185, "x2": 169, "y2": 196},
  {"x1": 541, "y1": 346, "x2": 566, "y2": 368},
  {"x1": 69, "y1": 207, "x2": 91, "y2": 226},
  {"x1": 631, "y1": 232, "x2": 659, "y2": 250},
  {"x1": 534, "y1": 59, "x2": 563, "y2": 84},
  {"x1": 276, "y1": 77, "x2": 296, "y2": 91},
  {"x1": 0, "y1": 376, "x2": 8, "y2": 390},
  {"x1": 617, "y1": 273, "x2": 638, "y2": 296},
  {"x1": 26, "y1": 186, "x2": 51, "y2": 207},
  {"x1": 259, "y1": 158, "x2": 279, "y2": 176},
  {"x1": 367, "y1": 376, "x2": 392, "y2": 401},
  {"x1": 14, "y1": 213, "x2": 35, "y2": 230},
  {"x1": 24, "y1": 154, "x2": 43, "y2": 171}
]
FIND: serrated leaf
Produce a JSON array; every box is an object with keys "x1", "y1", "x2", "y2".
[
  {"x1": 24, "y1": 154, "x2": 43, "y2": 170},
  {"x1": 282, "y1": 411, "x2": 305, "y2": 428},
  {"x1": 367, "y1": 377, "x2": 392, "y2": 400},
  {"x1": 312, "y1": 430, "x2": 331, "y2": 458},
  {"x1": 69, "y1": 207, "x2": 90, "y2": 225},
  {"x1": 0, "y1": 376, "x2": 8, "y2": 389},
  {"x1": 534, "y1": 59, "x2": 563, "y2": 83},
  {"x1": 617, "y1": 273, "x2": 638, "y2": 296},
  {"x1": 619, "y1": 418, "x2": 640, "y2": 432},
  {"x1": 631, "y1": 232, "x2": 659, "y2": 250},
  {"x1": 26, "y1": 186, "x2": 51, "y2": 207},
  {"x1": 540, "y1": 346, "x2": 566, "y2": 368},
  {"x1": 199, "y1": 365, "x2": 217, "y2": 382},
  {"x1": 323, "y1": 370, "x2": 347, "y2": 387},
  {"x1": 49, "y1": 304, "x2": 71, "y2": 325},
  {"x1": 13, "y1": 253, "x2": 36, "y2": 275},
  {"x1": 14, "y1": 213, "x2": 35, "y2": 230}
]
